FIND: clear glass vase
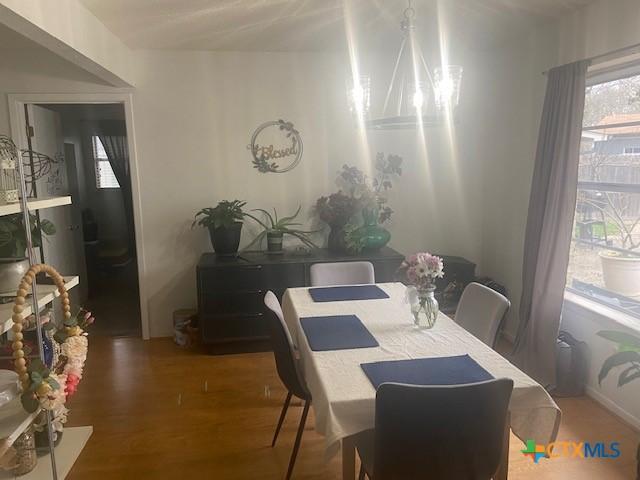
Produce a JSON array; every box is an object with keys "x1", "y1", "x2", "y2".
[{"x1": 411, "y1": 286, "x2": 439, "y2": 329}]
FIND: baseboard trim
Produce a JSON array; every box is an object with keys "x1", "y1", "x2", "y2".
[{"x1": 585, "y1": 385, "x2": 640, "y2": 432}]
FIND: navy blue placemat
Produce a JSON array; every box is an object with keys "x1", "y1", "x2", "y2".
[
  {"x1": 308, "y1": 285, "x2": 389, "y2": 302},
  {"x1": 300, "y1": 315, "x2": 379, "y2": 351},
  {"x1": 361, "y1": 354, "x2": 493, "y2": 388}
]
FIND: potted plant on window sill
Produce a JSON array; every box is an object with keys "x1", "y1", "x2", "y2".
[
  {"x1": 597, "y1": 330, "x2": 640, "y2": 479},
  {"x1": 577, "y1": 160, "x2": 640, "y2": 298},
  {"x1": 599, "y1": 250, "x2": 640, "y2": 298},
  {"x1": 0, "y1": 214, "x2": 56, "y2": 294},
  {"x1": 244, "y1": 206, "x2": 318, "y2": 254},
  {"x1": 192, "y1": 200, "x2": 248, "y2": 256}
]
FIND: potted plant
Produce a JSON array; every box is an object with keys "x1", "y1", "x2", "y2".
[
  {"x1": 244, "y1": 206, "x2": 318, "y2": 253},
  {"x1": 0, "y1": 214, "x2": 56, "y2": 294},
  {"x1": 577, "y1": 153, "x2": 640, "y2": 297},
  {"x1": 192, "y1": 200, "x2": 248, "y2": 256},
  {"x1": 321, "y1": 153, "x2": 402, "y2": 254},
  {"x1": 597, "y1": 330, "x2": 640, "y2": 478},
  {"x1": 315, "y1": 192, "x2": 359, "y2": 253}
]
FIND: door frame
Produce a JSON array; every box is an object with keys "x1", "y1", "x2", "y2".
[{"x1": 7, "y1": 93, "x2": 150, "y2": 339}]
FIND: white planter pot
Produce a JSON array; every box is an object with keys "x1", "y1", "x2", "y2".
[{"x1": 600, "y1": 252, "x2": 640, "y2": 298}]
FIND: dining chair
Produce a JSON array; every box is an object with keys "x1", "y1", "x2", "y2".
[
  {"x1": 309, "y1": 261, "x2": 375, "y2": 286},
  {"x1": 454, "y1": 282, "x2": 510, "y2": 348},
  {"x1": 356, "y1": 378, "x2": 514, "y2": 480},
  {"x1": 264, "y1": 291, "x2": 312, "y2": 480}
]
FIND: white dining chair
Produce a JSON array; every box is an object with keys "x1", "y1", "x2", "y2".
[
  {"x1": 455, "y1": 282, "x2": 510, "y2": 348},
  {"x1": 309, "y1": 261, "x2": 375, "y2": 287}
]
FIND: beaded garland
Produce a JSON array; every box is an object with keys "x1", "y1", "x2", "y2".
[{"x1": 11, "y1": 264, "x2": 75, "y2": 399}]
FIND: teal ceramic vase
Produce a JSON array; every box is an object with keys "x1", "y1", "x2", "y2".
[{"x1": 356, "y1": 207, "x2": 391, "y2": 252}]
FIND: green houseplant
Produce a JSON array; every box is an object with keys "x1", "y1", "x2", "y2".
[
  {"x1": 316, "y1": 153, "x2": 402, "y2": 254},
  {"x1": 597, "y1": 330, "x2": 640, "y2": 478},
  {"x1": 0, "y1": 214, "x2": 56, "y2": 294},
  {"x1": 192, "y1": 200, "x2": 248, "y2": 256},
  {"x1": 0, "y1": 214, "x2": 56, "y2": 258},
  {"x1": 244, "y1": 206, "x2": 318, "y2": 253}
]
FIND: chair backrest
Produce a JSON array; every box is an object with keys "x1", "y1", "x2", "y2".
[
  {"x1": 373, "y1": 379, "x2": 514, "y2": 480},
  {"x1": 455, "y1": 282, "x2": 510, "y2": 348},
  {"x1": 309, "y1": 261, "x2": 375, "y2": 287},
  {"x1": 263, "y1": 291, "x2": 308, "y2": 399}
]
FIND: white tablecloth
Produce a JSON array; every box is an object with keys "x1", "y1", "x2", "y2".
[{"x1": 282, "y1": 282, "x2": 561, "y2": 458}]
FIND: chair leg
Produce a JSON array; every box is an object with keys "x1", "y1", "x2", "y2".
[
  {"x1": 272, "y1": 391, "x2": 293, "y2": 447},
  {"x1": 285, "y1": 399, "x2": 310, "y2": 480},
  {"x1": 358, "y1": 464, "x2": 366, "y2": 480}
]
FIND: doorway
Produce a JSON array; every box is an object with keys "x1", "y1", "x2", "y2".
[{"x1": 22, "y1": 102, "x2": 141, "y2": 337}]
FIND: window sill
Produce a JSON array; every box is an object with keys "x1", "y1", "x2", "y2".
[{"x1": 563, "y1": 290, "x2": 640, "y2": 333}]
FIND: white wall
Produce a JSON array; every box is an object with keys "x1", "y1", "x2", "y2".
[
  {"x1": 1, "y1": 45, "x2": 490, "y2": 337},
  {"x1": 477, "y1": 22, "x2": 560, "y2": 340},
  {"x1": 556, "y1": 0, "x2": 640, "y2": 67},
  {"x1": 0, "y1": 0, "x2": 135, "y2": 86},
  {"x1": 475, "y1": 0, "x2": 640, "y2": 424},
  {"x1": 132, "y1": 50, "x2": 487, "y2": 336},
  {"x1": 562, "y1": 297, "x2": 640, "y2": 429}
]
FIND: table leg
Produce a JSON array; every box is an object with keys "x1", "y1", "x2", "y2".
[
  {"x1": 342, "y1": 435, "x2": 356, "y2": 480},
  {"x1": 495, "y1": 412, "x2": 511, "y2": 480}
]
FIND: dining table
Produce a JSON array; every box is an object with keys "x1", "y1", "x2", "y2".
[{"x1": 281, "y1": 282, "x2": 562, "y2": 480}]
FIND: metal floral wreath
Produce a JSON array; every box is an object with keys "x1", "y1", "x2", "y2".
[{"x1": 248, "y1": 119, "x2": 303, "y2": 173}]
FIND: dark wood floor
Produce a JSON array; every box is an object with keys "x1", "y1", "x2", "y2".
[{"x1": 66, "y1": 336, "x2": 638, "y2": 479}]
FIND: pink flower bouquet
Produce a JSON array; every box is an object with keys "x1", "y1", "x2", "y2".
[{"x1": 398, "y1": 252, "x2": 444, "y2": 292}]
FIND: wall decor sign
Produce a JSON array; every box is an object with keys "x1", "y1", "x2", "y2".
[{"x1": 248, "y1": 119, "x2": 303, "y2": 173}]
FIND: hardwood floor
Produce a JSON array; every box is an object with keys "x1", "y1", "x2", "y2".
[{"x1": 66, "y1": 336, "x2": 638, "y2": 479}]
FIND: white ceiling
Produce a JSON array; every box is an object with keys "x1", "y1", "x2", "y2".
[{"x1": 80, "y1": 0, "x2": 596, "y2": 52}]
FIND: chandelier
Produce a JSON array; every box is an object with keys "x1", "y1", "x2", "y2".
[{"x1": 347, "y1": 1, "x2": 463, "y2": 129}]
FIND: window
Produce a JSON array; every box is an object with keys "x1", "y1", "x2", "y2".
[
  {"x1": 566, "y1": 72, "x2": 640, "y2": 318},
  {"x1": 92, "y1": 136, "x2": 120, "y2": 189}
]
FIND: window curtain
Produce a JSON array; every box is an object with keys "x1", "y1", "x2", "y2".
[
  {"x1": 96, "y1": 121, "x2": 136, "y2": 253},
  {"x1": 514, "y1": 60, "x2": 590, "y2": 388}
]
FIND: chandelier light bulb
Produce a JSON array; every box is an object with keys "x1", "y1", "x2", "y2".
[
  {"x1": 435, "y1": 65, "x2": 463, "y2": 110},
  {"x1": 412, "y1": 88, "x2": 425, "y2": 109},
  {"x1": 347, "y1": 75, "x2": 371, "y2": 116}
]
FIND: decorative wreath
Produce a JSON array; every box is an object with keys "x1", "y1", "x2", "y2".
[
  {"x1": 248, "y1": 119, "x2": 303, "y2": 173},
  {"x1": 10, "y1": 264, "x2": 93, "y2": 415}
]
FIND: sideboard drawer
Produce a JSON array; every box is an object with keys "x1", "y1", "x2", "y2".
[
  {"x1": 200, "y1": 290, "x2": 265, "y2": 315},
  {"x1": 199, "y1": 265, "x2": 268, "y2": 290},
  {"x1": 198, "y1": 263, "x2": 305, "y2": 291},
  {"x1": 200, "y1": 314, "x2": 269, "y2": 343}
]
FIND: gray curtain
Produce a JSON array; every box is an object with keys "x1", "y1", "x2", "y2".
[
  {"x1": 514, "y1": 60, "x2": 590, "y2": 387},
  {"x1": 97, "y1": 121, "x2": 135, "y2": 253}
]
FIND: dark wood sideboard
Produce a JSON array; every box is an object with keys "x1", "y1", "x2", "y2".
[{"x1": 196, "y1": 247, "x2": 404, "y2": 352}]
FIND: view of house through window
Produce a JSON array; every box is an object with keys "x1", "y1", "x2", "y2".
[
  {"x1": 92, "y1": 136, "x2": 121, "y2": 189},
  {"x1": 567, "y1": 72, "x2": 640, "y2": 318}
]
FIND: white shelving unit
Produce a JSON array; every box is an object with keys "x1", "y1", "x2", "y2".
[
  {"x1": 0, "y1": 276, "x2": 79, "y2": 336},
  {"x1": 0, "y1": 197, "x2": 71, "y2": 218},
  {"x1": 0, "y1": 398, "x2": 39, "y2": 460},
  {"x1": 0, "y1": 181, "x2": 86, "y2": 478},
  {"x1": 0, "y1": 427, "x2": 93, "y2": 479}
]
